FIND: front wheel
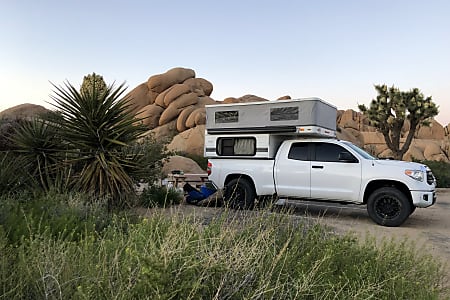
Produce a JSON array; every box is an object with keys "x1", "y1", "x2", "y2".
[
  {"x1": 367, "y1": 187, "x2": 412, "y2": 227},
  {"x1": 224, "y1": 178, "x2": 256, "y2": 210}
]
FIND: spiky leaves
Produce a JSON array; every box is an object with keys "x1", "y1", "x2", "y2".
[
  {"x1": 10, "y1": 118, "x2": 65, "y2": 192},
  {"x1": 359, "y1": 85, "x2": 439, "y2": 160},
  {"x1": 50, "y1": 81, "x2": 147, "y2": 206}
]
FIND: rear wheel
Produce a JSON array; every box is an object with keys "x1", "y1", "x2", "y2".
[
  {"x1": 224, "y1": 178, "x2": 256, "y2": 210},
  {"x1": 367, "y1": 187, "x2": 412, "y2": 227}
]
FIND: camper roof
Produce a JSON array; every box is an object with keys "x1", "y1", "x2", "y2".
[{"x1": 205, "y1": 97, "x2": 337, "y2": 135}]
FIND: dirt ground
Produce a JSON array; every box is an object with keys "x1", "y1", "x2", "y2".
[
  {"x1": 286, "y1": 188, "x2": 450, "y2": 269},
  {"x1": 280, "y1": 188, "x2": 450, "y2": 283}
]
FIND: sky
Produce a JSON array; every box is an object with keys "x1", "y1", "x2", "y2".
[{"x1": 1, "y1": 0, "x2": 449, "y2": 125}]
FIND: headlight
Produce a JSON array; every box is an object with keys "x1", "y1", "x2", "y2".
[{"x1": 405, "y1": 169, "x2": 424, "y2": 182}]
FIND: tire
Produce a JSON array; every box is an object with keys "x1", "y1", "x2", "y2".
[
  {"x1": 224, "y1": 178, "x2": 256, "y2": 210},
  {"x1": 367, "y1": 187, "x2": 412, "y2": 227}
]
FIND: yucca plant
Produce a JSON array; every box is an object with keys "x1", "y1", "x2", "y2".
[
  {"x1": 49, "y1": 80, "x2": 147, "y2": 208},
  {"x1": 10, "y1": 118, "x2": 65, "y2": 192},
  {"x1": 0, "y1": 152, "x2": 29, "y2": 194}
]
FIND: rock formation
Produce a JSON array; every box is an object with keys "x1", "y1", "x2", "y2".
[
  {"x1": 2, "y1": 68, "x2": 449, "y2": 164},
  {"x1": 161, "y1": 155, "x2": 205, "y2": 176},
  {"x1": 126, "y1": 67, "x2": 216, "y2": 136},
  {"x1": 336, "y1": 110, "x2": 449, "y2": 162},
  {"x1": 0, "y1": 103, "x2": 49, "y2": 120}
]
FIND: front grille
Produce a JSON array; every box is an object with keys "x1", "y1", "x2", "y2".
[{"x1": 426, "y1": 170, "x2": 435, "y2": 185}]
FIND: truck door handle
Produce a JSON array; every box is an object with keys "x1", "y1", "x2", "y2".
[{"x1": 312, "y1": 165, "x2": 324, "y2": 169}]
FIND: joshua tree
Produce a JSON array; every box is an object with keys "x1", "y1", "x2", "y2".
[{"x1": 359, "y1": 84, "x2": 439, "y2": 160}]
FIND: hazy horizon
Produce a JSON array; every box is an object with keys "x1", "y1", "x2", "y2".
[{"x1": 1, "y1": 0, "x2": 449, "y2": 125}]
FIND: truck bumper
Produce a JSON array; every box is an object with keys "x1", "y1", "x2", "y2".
[{"x1": 411, "y1": 190, "x2": 436, "y2": 208}]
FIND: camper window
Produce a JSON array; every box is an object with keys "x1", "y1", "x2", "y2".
[{"x1": 217, "y1": 137, "x2": 256, "y2": 156}]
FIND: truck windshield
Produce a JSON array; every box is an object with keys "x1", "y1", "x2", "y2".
[{"x1": 343, "y1": 141, "x2": 376, "y2": 160}]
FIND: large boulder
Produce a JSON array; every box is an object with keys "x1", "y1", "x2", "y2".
[
  {"x1": 135, "y1": 104, "x2": 164, "y2": 129},
  {"x1": 168, "y1": 125, "x2": 205, "y2": 156},
  {"x1": 183, "y1": 78, "x2": 213, "y2": 96},
  {"x1": 441, "y1": 139, "x2": 450, "y2": 158},
  {"x1": 162, "y1": 155, "x2": 205, "y2": 176},
  {"x1": 0, "y1": 103, "x2": 49, "y2": 120},
  {"x1": 147, "y1": 67, "x2": 195, "y2": 95},
  {"x1": 222, "y1": 94, "x2": 269, "y2": 104},
  {"x1": 185, "y1": 108, "x2": 206, "y2": 129},
  {"x1": 176, "y1": 106, "x2": 196, "y2": 132},
  {"x1": 336, "y1": 127, "x2": 361, "y2": 146},
  {"x1": 159, "y1": 93, "x2": 198, "y2": 126},
  {"x1": 338, "y1": 109, "x2": 356, "y2": 126},
  {"x1": 237, "y1": 94, "x2": 269, "y2": 103},
  {"x1": 124, "y1": 83, "x2": 154, "y2": 114},
  {"x1": 149, "y1": 120, "x2": 178, "y2": 143},
  {"x1": 423, "y1": 141, "x2": 448, "y2": 161},
  {"x1": 403, "y1": 145, "x2": 426, "y2": 161},
  {"x1": 360, "y1": 131, "x2": 386, "y2": 144},
  {"x1": 277, "y1": 95, "x2": 291, "y2": 100},
  {"x1": 415, "y1": 120, "x2": 445, "y2": 140},
  {"x1": 154, "y1": 83, "x2": 192, "y2": 108}
]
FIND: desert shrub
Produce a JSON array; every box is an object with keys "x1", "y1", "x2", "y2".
[
  {"x1": 124, "y1": 135, "x2": 169, "y2": 186},
  {"x1": 420, "y1": 160, "x2": 450, "y2": 188},
  {"x1": 0, "y1": 117, "x2": 25, "y2": 151},
  {"x1": 0, "y1": 209, "x2": 446, "y2": 299},
  {"x1": 138, "y1": 185, "x2": 183, "y2": 208},
  {"x1": 0, "y1": 152, "x2": 31, "y2": 195},
  {"x1": 0, "y1": 192, "x2": 116, "y2": 245}
]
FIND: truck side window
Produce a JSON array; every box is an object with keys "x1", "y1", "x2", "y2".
[
  {"x1": 217, "y1": 137, "x2": 256, "y2": 156},
  {"x1": 313, "y1": 143, "x2": 356, "y2": 162},
  {"x1": 288, "y1": 143, "x2": 309, "y2": 161}
]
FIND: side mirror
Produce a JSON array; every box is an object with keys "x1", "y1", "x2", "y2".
[{"x1": 338, "y1": 152, "x2": 358, "y2": 163}]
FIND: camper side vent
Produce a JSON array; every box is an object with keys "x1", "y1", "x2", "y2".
[
  {"x1": 270, "y1": 107, "x2": 299, "y2": 121},
  {"x1": 215, "y1": 111, "x2": 239, "y2": 123}
]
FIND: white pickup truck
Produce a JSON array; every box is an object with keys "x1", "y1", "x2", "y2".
[
  {"x1": 207, "y1": 137, "x2": 436, "y2": 226},
  {"x1": 204, "y1": 98, "x2": 437, "y2": 226}
]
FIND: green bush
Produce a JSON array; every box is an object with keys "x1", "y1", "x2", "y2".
[
  {"x1": 138, "y1": 185, "x2": 183, "y2": 208},
  {"x1": 0, "y1": 152, "x2": 30, "y2": 195},
  {"x1": 420, "y1": 160, "x2": 450, "y2": 188},
  {"x1": 0, "y1": 207, "x2": 446, "y2": 299},
  {"x1": 0, "y1": 192, "x2": 116, "y2": 245}
]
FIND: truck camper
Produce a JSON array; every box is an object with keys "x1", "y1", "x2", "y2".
[{"x1": 205, "y1": 98, "x2": 436, "y2": 227}]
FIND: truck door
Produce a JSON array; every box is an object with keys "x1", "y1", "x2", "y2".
[
  {"x1": 274, "y1": 142, "x2": 311, "y2": 198},
  {"x1": 310, "y1": 142, "x2": 361, "y2": 202}
]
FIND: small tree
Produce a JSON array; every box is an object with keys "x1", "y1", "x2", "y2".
[{"x1": 359, "y1": 85, "x2": 439, "y2": 160}]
